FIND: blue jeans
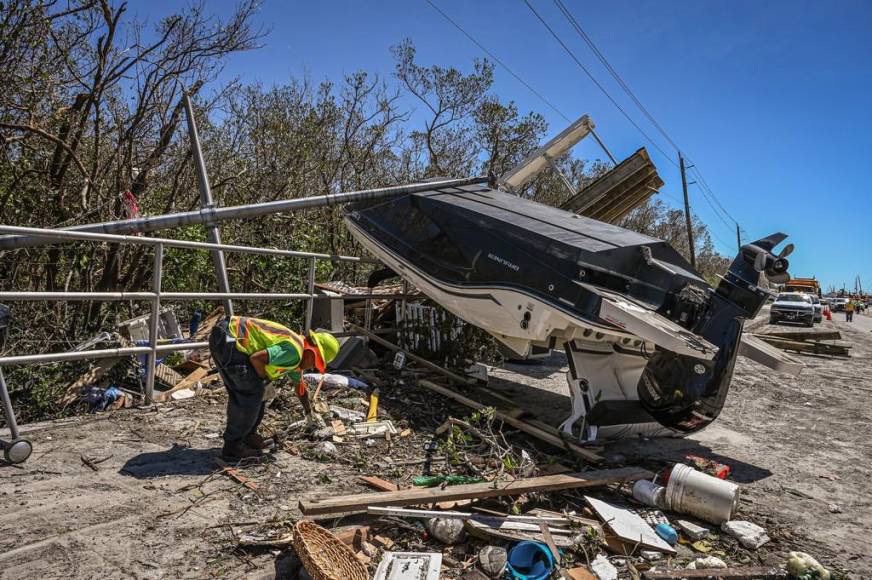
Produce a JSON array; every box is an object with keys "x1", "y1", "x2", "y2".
[{"x1": 209, "y1": 319, "x2": 267, "y2": 444}]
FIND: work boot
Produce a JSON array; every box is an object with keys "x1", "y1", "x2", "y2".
[
  {"x1": 244, "y1": 432, "x2": 275, "y2": 450},
  {"x1": 221, "y1": 440, "x2": 262, "y2": 461}
]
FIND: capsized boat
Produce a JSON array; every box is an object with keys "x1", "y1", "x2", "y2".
[
  {"x1": 344, "y1": 179, "x2": 801, "y2": 441},
  {"x1": 344, "y1": 113, "x2": 800, "y2": 441}
]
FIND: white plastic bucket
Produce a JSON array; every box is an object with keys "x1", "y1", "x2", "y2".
[
  {"x1": 664, "y1": 463, "x2": 739, "y2": 525},
  {"x1": 632, "y1": 479, "x2": 665, "y2": 508}
]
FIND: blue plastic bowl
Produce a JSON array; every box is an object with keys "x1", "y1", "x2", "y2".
[{"x1": 506, "y1": 541, "x2": 554, "y2": 580}]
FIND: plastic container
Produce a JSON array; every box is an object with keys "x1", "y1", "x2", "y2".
[
  {"x1": 663, "y1": 463, "x2": 739, "y2": 525},
  {"x1": 506, "y1": 541, "x2": 554, "y2": 580},
  {"x1": 654, "y1": 523, "x2": 678, "y2": 545},
  {"x1": 633, "y1": 479, "x2": 665, "y2": 508}
]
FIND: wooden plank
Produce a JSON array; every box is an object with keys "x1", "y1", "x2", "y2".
[
  {"x1": 359, "y1": 475, "x2": 399, "y2": 492},
  {"x1": 154, "y1": 367, "x2": 209, "y2": 402},
  {"x1": 561, "y1": 148, "x2": 652, "y2": 212},
  {"x1": 753, "y1": 335, "x2": 850, "y2": 357},
  {"x1": 419, "y1": 379, "x2": 602, "y2": 463},
  {"x1": 643, "y1": 566, "x2": 787, "y2": 579},
  {"x1": 299, "y1": 467, "x2": 651, "y2": 515},
  {"x1": 465, "y1": 518, "x2": 579, "y2": 548},
  {"x1": 763, "y1": 329, "x2": 841, "y2": 341},
  {"x1": 367, "y1": 506, "x2": 570, "y2": 526}
]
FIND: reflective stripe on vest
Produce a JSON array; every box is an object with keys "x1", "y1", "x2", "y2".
[{"x1": 227, "y1": 316, "x2": 305, "y2": 381}]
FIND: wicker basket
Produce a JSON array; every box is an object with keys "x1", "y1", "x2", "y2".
[{"x1": 292, "y1": 520, "x2": 369, "y2": 580}]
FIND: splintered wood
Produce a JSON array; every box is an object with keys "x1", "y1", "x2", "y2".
[{"x1": 299, "y1": 467, "x2": 652, "y2": 515}]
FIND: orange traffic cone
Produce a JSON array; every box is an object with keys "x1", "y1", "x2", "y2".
[{"x1": 825, "y1": 307, "x2": 832, "y2": 321}]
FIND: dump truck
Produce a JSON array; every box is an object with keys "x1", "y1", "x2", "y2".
[{"x1": 783, "y1": 277, "x2": 821, "y2": 297}]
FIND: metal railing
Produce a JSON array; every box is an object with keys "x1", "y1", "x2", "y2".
[{"x1": 0, "y1": 223, "x2": 376, "y2": 409}]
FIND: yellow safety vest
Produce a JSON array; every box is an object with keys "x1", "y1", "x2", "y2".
[{"x1": 227, "y1": 316, "x2": 305, "y2": 381}]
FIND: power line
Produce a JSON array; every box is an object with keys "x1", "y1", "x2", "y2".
[
  {"x1": 552, "y1": 0, "x2": 681, "y2": 153},
  {"x1": 423, "y1": 0, "x2": 571, "y2": 124},
  {"x1": 694, "y1": 182, "x2": 737, "y2": 232},
  {"x1": 688, "y1": 163, "x2": 739, "y2": 224},
  {"x1": 425, "y1": 0, "x2": 736, "y2": 247},
  {"x1": 521, "y1": 0, "x2": 678, "y2": 168},
  {"x1": 548, "y1": 0, "x2": 743, "y2": 231}
]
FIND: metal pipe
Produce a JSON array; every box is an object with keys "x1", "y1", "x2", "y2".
[
  {"x1": 0, "y1": 369, "x2": 19, "y2": 439},
  {"x1": 0, "y1": 292, "x2": 156, "y2": 301},
  {"x1": 589, "y1": 127, "x2": 618, "y2": 165},
  {"x1": 0, "y1": 292, "x2": 316, "y2": 301},
  {"x1": 160, "y1": 292, "x2": 315, "y2": 301},
  {"x1": 0, "y1": 224, "x2": 378, "y2": 263},
  {"x1": 183, "y1": 92, "x2": 233, "y2": 316},
  {"x1": 0, "y1": 176, "x2": 489, "y2": 250},
  {"x1": 0, "y1": 342, "x2": 211, "y2": 366},
  {"x1": 144, "y1": 244, "x2": 163, "y2": 404},
  {"x1": 154, "y1": 341, "x2": 209, "y2": 353},
  {"x1": 304, "y1": 257, "x2": 316, "y2": 333},
  {"x1": 0, "y1": 346, "x2": 152, "y2": 366}
]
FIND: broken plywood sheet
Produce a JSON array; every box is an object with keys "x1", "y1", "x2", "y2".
[{"x1": 585, "y1": 496, "x2": 675, "y2": 554}]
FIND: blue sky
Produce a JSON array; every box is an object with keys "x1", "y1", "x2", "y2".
[{"x1": 142, "y1": 1, "x2": 871, "y2": 292}]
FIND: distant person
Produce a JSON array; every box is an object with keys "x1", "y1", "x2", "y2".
[{"x1": 845, "y1": 299, "x2": 855, "y2": 322}]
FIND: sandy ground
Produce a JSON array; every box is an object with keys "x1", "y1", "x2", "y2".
[
  {"x1": 1, "y1": 311, "x2": 870, "y2": 578},
  {"x1": 493, "y1": 311, "x2": 872, "y2": 575}
]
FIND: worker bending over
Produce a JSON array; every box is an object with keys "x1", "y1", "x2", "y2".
[{"x1": 209, "y1": 315, "x2": 339, "y2": 460}]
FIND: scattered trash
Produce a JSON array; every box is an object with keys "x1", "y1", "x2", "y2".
[
  {"x1": 330, "y1": 405, "x2": 366, "y2": 422},
  {"x1": 675, "y1": 519, "x2": 710, "y2": 541},
  {"x1": 303, "y1": 373, "x2": 368, "y2": 390},
  {"x1": 478, "y1": 545, "x2": 507, "y2": 577},
  {"x1": 506, "y1": 541, "x2": 554, "y2": 580},
  {"x1": 585, "y1": 496, "x2": 676, "y2": 553},
  {"x1": 427, "y1": 517, "x2": 466, "y2": 545},
  {"x1": 170, "y1": 388, "x2": 196, "y2": 400},
  {"x1": 721, "y1": 520, "x2": 770, "y2": 549},
  {"x1": 786, "y1": 551, "x2": 830, "y2": 580},
  {"x1": 348, "y1": 419, "x2": 397, "y2": 438},
  {"x1": 827, "y1": 503, "x2": 842, "y2": 514},
  {"x1": 686, "y1": 556, "x2": 727, "y2": 569},
  {"x1": 366, "y1": 388, "x2": 380, "y2": 422},
  {"x1": 640, "y1": 550, "x2": 662, "y2": 562},
  {"x1": 662, "y1": 463, "x2": 739, "y2": 525},
  {"x1": 589, "y1": 554, "x2": 618, "y2": 580},
  {"x1": 81, "y1": 384, "x2": 128, "y2": 412},
  {"x1": 684, "y1": 454, "x2": 731, "y2": 479},
  {"x1": 654, "y1": 523, "x2": 678, "y2": 545},
  {"x1": 565, "y1": 566, "x2": 597, "y2": 580},
  {"x1": 633, "y1": 479, "x2": 665, "y2": 507},
  {"x1": 373, "y1": 552, "x2": 441, "y2": 580},
  {"x1": 313, "y1": 441, "x2": 338, "y2": 457}
]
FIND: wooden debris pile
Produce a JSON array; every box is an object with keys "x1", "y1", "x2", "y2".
[
  {"x1": 752, "y1": 329, "x2": 851, "y2": 358},
  {"x1": 61, "y1": 306, "x2": 225, "y2": 411}
]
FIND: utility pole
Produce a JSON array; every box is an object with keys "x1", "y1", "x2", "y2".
[
  {"x1": 679, "y1": 152, "x2": 696, "y2": 270},
  {"x1": 736, "y1": 224, "x2": 741, "y2": 251}
]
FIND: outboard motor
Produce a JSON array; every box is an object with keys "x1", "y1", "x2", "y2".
[{"x1": 638, "y1": 233, "x2": 793, "y2": 433}]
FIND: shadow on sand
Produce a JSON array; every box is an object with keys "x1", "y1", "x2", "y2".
[{"x1": 120, "y1": 444, "x2": 218, "y2": 479}]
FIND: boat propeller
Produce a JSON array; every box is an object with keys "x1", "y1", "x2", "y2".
[{"x1": 743, "y1": 234, "x2": 793, "y2": 285}]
